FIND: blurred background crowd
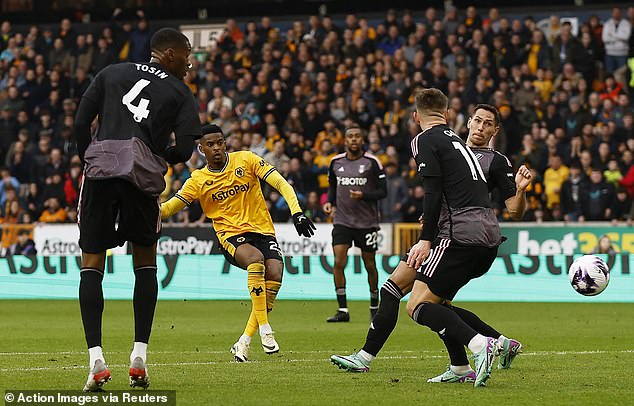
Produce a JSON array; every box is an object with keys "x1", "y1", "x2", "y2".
[{"x1": 1, "y1": 4, "x2": 634, "y2": 231}]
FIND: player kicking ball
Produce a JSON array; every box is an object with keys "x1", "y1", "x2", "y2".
[
  {"x1": 331, "y1": 97, "x2": 531, "y2": 387},
  {"x1": 161, "y1": 124, "x2": 315, "y2": 361}
]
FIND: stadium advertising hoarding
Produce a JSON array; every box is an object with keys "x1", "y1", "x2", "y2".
[
  {"x1": 498, "y1": 225, "x2": 634, "y2": 256},
  {"x1": 32, "y1": 224, "x2": 392, "y2": 257},
  {"x1": 33, "y1": 224, "x2": 128, "y2": 256},
  {"x1": 274, "y1": 223, "x2": 393, "y2": 255},
  {"x1": 0, "y1": 254, "x2": 631, "y2": 302}
]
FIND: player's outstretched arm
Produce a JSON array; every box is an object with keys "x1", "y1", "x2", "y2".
[
  {"x1": 263, "y1": 169, "x2": 316, "y2": 237},
  {"x1": 160, "y1": 196, "x2": 188, "y2": 220},
  {"x1": 505, "y1": 165, "x2": 532, "y2": 220}
]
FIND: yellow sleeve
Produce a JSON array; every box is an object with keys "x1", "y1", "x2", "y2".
[
  {"x1": 263, "y1": 169, "x2": 302, "y2": 215},
  {"x1": 161, "y1": 177, "x2": 199, "y2": 219},
  {"x1": 249, "y1": 151, "x2": 276, "y2": 180},
  {"x1": 161, "y1": 196, "x2": 187, "y2": 220}
]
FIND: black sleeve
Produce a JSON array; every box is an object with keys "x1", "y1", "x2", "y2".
[
  {"x1": 415, "y1": 136, "x2": 441, "y2": 177},
  {"x1": 327, "y1": 159, "x2": 337, "y2": 204},
  {"x1": 174, "y1": 92, "x2": 202, "y2": 140},
  {"x1": 164, "y1": 92, "x2": 201, "y2": 164},
  {"x1": 73, "y1": 77, "x2": 101, "y2": 162},
  {"x1": 419, "y1": 176, "x2": 442, "y2": 241},
  {"x1": 490, "y1": 153, "x2": 516, "y2": 201},
  {"x1": 362, "y1": 159, "x2": 387, "y2": 201},
  {"x1": 164, "y1": 136, "x2": 195, "y2": 164}
]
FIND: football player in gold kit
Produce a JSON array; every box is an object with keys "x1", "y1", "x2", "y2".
[{"x1": 161, "y1": 124, "x2": 315, "y2": 361}]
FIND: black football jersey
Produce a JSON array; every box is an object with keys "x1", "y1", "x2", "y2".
[
  {"x1": 80, "y1": 62, "x2": 200, "y2": 197},
  {"x1": 411, "y1": 124, "x2": 501, "y2": 247},
  {"x1": 470, "y1": 147, "x2": 517, "y2": 201},
  {"x1": 328, "y1": 152, "x2": 385, "y2": 229}
]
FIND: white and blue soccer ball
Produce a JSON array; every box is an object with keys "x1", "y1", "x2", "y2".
[{"x1": 568, "y1": 255, "x2": 610, "y2": 296}]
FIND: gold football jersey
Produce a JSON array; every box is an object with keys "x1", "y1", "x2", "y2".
[{"x1": 176, "y1": 151, "x2": 276, "y2": 244}]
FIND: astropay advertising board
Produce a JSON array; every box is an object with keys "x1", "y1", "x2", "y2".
[
  {"x1": 32, "y1": 223, "x2": 393, "y2": 256},
  {"x1": 33, "y1": 224, "x2": 128, "y2": 255},
  {"x1": 274, "y1": 223, "x2": 393, "y2": 255}
]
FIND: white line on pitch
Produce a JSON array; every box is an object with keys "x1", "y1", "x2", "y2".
[{"x1": 1, "y1": 350, "x2": 633, "y2": 372}]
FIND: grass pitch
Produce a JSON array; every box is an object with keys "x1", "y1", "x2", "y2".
[{"x1": 1, "y1": 300, "x2": 632, "y2": 405}]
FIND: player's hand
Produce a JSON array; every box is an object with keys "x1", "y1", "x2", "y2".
[
  {"x1": 406, "y1": 240, "x2": 432, "y2": 270},
  {"x1": 350, "y1": 190, "x2": 363, "y2": 199},
  {"x1": 293, "y1": 212, "x2": 316, "y2": 237},
  {"x1": 323, "y1": 202, "x2": 333, "y2": 214},
  {"x1": 515, "y1": 165, "x2": 532, "y2": 191}
]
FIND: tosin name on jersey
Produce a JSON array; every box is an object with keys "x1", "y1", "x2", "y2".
[
  {"x1": 336, "y1": 176, "x2": 368, "y2": 186},
  {"x1": 134, "y1": 63, "x2": 169, "y2": 79},
  {"x1": 211, "y1": 183, "x2": 250, "y2": 201}
]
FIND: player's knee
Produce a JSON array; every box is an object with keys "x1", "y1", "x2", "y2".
[
  {"x1": 405, "y1": 300, "x2": 418, "y2": 317},
  {"x1": 246, "y1": 254, "x2": 265, "y2": 266},
  {"x1": 265, "y1": 266, "x2": 283, "y2": 282},
  {"x1": 333, "y1": 258, "x2": 347, "y2": 270}
]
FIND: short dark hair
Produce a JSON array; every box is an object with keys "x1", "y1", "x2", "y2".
[
  {"x1": 202, "y1": 123, "x2": 224, "y2": 136},
  {"x1": 473, "y1": 104, "x2": 501, "y2": 126},
  {"x1": 414, "y1": 88, "x2": 448, "y2": 115},
  {"x1": 150, "y1": 28, "x2": 190, "y2": 52},
  {"x1": 344, "y1": 124, "x2": 364, "y2": 136}
]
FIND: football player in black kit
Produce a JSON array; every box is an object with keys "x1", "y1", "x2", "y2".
[
  {"x1": 331, "y1": 94, "x2": 531, "y2": 388},
  {"x1": 324, "y1": 125, "x2": 387, "y2": 322},
  {"x1": 73, "y1": 28, "x2": 201, "y2": 391}
]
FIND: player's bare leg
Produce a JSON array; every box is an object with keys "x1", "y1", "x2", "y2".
[
  {"x1": 360, "y1": 250, "x2": 379, "y2": 320},
  {"x1": 328, "y1": 244, "x2": 351, "y2": 322}
]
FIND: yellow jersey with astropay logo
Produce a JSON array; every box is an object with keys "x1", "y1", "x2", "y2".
[{"x1": 175, "y1": 151, "x2": 277, "y2": 244}]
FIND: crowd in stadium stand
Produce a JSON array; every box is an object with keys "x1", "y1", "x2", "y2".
[{"x1": 1, "y1": 6, "x2": 634, "y2": 229}]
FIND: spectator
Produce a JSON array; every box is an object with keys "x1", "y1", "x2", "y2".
[
  {"x1": 92, "y1": 37, "x2": 116, "y2": 74},
  {"x1": 38, "y1": 196, "x2": 66, "y2": 223},
  {"x1": 543, "y1": 154, "x2": 570, "y2": 210},
  {"x1": 611, "y1": 187, "x2": 632, "y2": 223},
  {"x1": 304, "y1": 190, "x2": 327, "y2": 223},
  {"x1": 379, "y1": 161, "x2": 409, "y2": 222},
  {"x1": 263, "y1": 139, "x2": 290, "y2": 169},
  {"x1": 580, "y1": 168, "x2": 615, "y2": 221},
  {"x1": 560, "y1": 162, "x2": 588, "y2": 222},
  {"x1": 9, "y1": 229, "x2": 37, "y2": 255},
  {"x1": 401, "y1": 185, "x2": 425, "y2": 222},
  {"x1": 313, "y1": 119, "x2": 343, "y2": 153},
  {"x1": 128, "y1": 17, "x2": 152, "y2": 63},
  {"x1": 602, "y1": 8, "x2": 631, "y2": 74},
  {"x1": 590, "y1": 234, "x2": 617, "y2": 254}
]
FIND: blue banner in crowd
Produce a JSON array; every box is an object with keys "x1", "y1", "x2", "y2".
[{"x1": 0, "y1": 254, "x2": 631, "y2": 302}]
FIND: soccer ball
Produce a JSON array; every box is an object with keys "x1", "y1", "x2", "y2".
[{"x1": 568, "y1": 255, "x2": 610, "y2": 296}]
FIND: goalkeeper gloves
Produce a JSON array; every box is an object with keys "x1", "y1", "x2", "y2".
[{"x1": 292, "y1": 212, "x2": 316, "y2": 237}]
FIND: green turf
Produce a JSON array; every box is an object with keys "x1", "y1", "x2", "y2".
[{"x1": 1, "y1": 300, "x2": 632, "y2": 405}]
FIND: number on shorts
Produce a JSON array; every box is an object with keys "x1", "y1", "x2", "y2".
[
  {"x1": 365, "y1": 231, "x2": 378, "y2": 249},
  {"x1": 122, "y1": 79, "x2": 151, "y2": 122},
  {"x1": 269, "y1": 240, "x2": 283, "y2": 257}
]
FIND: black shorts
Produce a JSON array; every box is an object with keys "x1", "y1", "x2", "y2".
[
  {"x1": 413, "y1": 238, "x2": 498, "y2": 301},
  {"x1": 78, "y1": 178, "x2": 160, "y2": 253},
  {"x1": 221, "y1": 232, "x2": 283, "y2": 270},
  {"x1": 332, "y1": 225, "x2": 379, "y2": 252}
]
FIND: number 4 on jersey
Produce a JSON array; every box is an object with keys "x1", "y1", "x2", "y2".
[{"x1": 122, "y1": 79, "x2": 151, "y2": 122}]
